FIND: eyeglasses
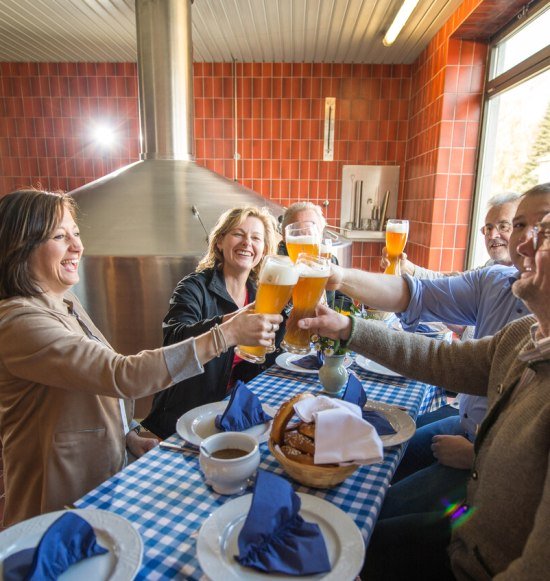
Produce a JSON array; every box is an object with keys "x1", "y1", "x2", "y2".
[
  {"x1": 480, "y1": 221, "x2": 512, "y2": 236},
  {"x1": 531, "y1": 222, "x2": 550, "y2": 253}
]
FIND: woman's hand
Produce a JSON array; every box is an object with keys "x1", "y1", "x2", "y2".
[
  {"x1": 297, "y1": 303, "x2": 352, "y2": 341},
  {"x1": 126, "y1": 430, "x2": 159, "y2": 458},
  {"x1": 221, "y1": 302, "x2": 255, "y2": 324},
  {"x1": 221, "y1": 306, "x2": 282, "y2": 348}
]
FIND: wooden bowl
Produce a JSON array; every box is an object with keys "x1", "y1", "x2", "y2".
[{"x1": 268, "y1": 439, "x2": 358, "y2": 489}]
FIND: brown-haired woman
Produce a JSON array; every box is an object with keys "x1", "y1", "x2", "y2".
[
  {"x1": 142, "y1": 206, "x2": 285, "y2": 439},
  {"x1": 0, "y1": 190, "x2": 282, "y2": 526}
]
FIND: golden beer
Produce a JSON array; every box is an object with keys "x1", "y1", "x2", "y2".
[
  {"x1": 285, "y1": 222, "x2": 321, "y2": 262},
  {"x1": 282, "y1": 254, "x2": 330, "y2": 354},
  {"x1": 236, "y1": 255, "x2": 298, "y2": 363},
  {"x1": 384, "y1": 220, "x2": 409, "y2": 275}
]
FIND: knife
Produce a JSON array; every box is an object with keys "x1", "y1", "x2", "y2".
[{"x1": 159, "y1": 441, "x2": 199, "y2": 454}]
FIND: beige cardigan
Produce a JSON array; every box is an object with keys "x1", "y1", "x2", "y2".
[
  {"x1": 350, "y1": 316, "x2": 550, "y2": 580},
  {"x1": 0, "y1": 291, "x2": 203, "y2": 526}
]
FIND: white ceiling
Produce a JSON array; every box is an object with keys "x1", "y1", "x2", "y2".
[{"x1": 0, "y1": 0, "x2": 463, "y2": 64}]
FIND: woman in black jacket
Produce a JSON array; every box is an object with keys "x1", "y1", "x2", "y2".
[{"x1": 143, "y1": 206, "x2": 284, "y2": 439}]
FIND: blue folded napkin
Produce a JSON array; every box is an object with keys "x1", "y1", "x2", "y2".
[
  {"x1": 342, "y1": 374, "x2": 396, "y2": 436},
  {"x1": 3, "y1": 512, "x2": 108, "y2": 581},
  {"x1": 236, "y1": 470, "x2": 331, "y2": 575},
  {"x1": 342, "y1": 373, "x2": 367, "y2": 408},
  {"x1": 292, "y1": 351, "x2": 324, "y2": 370},
  {"x1": 215, "y1": 381, "x2": 273, "y2": 432},
  {"x1": 415, "y1": 323, "x2": 440, "y2": 336}
]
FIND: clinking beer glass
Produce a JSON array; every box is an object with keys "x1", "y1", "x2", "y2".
[
  {"x1": 281, "y1": 253, "x2": 330, "y2": 354},
  {"x1": 235, "y1": 255, "x2": 299, "y2": 364},
  {"x1": 384, "y1": 219, "x2": 409, "y2": 275},
  {"x1": 284, "y1": 221, "x2": 321, "y2": 262}
]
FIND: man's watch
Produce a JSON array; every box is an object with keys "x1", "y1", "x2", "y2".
[{"x1": 131, "y1": 424, "x2": 142, "y2": 435}]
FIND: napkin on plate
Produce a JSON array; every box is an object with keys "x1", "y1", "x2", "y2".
[
  {"x1": 215, "y1": 381, "x2": 272, "y2": 432},
  {"x1": 291, "y1": 351, "x2": 324, "y2": 370},
  {"x1": 293, "y1": 396, "x2": 384, "y2": 465},
  {"x1": 236, "y1": 470, "x2": 331, "y2": 575},
  {"x1": 342, "y1": 374, "x2": 396, "y2": 436},
  {"x1": 3, "y1": 512, "x2": 108, "y2": 581},
  {"x1": 415, "y1": 323, "x2": 442, "y2": 336}
]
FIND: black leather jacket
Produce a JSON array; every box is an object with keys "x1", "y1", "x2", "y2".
[{"x1": 142, "y1": 267, "x2": 285, "y2": 439}]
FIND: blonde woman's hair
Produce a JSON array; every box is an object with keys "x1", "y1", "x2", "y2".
[{"x1": 196, "y1": 206, "x2": 278, "y2": 280}]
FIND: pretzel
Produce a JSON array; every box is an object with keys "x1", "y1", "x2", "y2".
[
  {"x1": 284, "y1": 431, "x2": 315, "y2": 455},
  {"x1": 280, "y1": 445, "x2": 315, "y2": 465},
  {"x1": 270, "y1": 392, "x2": 314, "y2": 445},
  {"x1": 297, "y1": 421, "x2": 315, "y2": 439}
]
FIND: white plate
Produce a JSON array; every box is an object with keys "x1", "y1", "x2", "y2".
[
  {"x1": 176, "y1": 401, "x2": 277, "y2": 446},
  {"x1": 355, "y1": 354, "x2": 401, "y2": 377},
  {"x1": 0, "y1": 509, "x2": 142, "y2": 581},
  {"x1": 276, "y1": 352, "x2": 353, "y2": 374},
  {"x1": 364, "y1": 401, "x2": 416, "y2": 447},
  {"x1": 196, "y1": 493, "x2": 365, "y2": 580}
]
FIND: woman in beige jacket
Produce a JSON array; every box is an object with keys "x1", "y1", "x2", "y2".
[{"x1": 0, "y1": 189, "x2": 282, "y2": 527}]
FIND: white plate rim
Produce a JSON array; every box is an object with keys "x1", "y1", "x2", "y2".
[
  {"x1": 0, "y1": 508, "x2": 142, "y2": 581},
  {"x1": 354, "y1": 354, "x2": 401, "y2": 378},
  {"x1": 275, "y1": 352, "x2": 353, "y2": 375},
  {"x1": 176, "y1": 401, "x2": 276, "y2": 446},
  {"x1": 364, "y1": 400, "x2": 416, "y2": 447},
  {"x1": 196, "y1": 492, "x2": 365, "y2": 580}
]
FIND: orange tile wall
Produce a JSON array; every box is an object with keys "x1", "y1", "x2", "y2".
[
  {"x1": 194, "y1": 62, "x2": 412, "y2": 270},
  {"x1": 0, "y1": 62, "x2": 140, "y2": 193},
  {"x1": 0, "y1": 0, "x2": 492, "y2": 273},
  {"x1": 403, "y1": 0, "x2": 487, "y2": 272}
]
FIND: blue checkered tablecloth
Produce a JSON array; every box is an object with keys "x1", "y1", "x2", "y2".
[{"x1": 75, "y1": 361, "x2": 445, "y2": 580}]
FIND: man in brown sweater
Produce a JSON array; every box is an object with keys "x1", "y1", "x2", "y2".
[{"x1": 298, "y1": 206, "x2": 550, "y2": 579}]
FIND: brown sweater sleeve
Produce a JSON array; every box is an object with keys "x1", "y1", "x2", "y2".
[{"x1": 348, "y1": 317, "x2": 494, "y2": 395}]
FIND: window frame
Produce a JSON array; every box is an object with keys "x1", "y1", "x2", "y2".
[{"x1": 467, "y1": 0, "x2": 550, "y2": 268}]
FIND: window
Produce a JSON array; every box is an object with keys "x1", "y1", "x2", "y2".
[{"x1": 468, "y1": 2, "x2": 550, "y2": 267}]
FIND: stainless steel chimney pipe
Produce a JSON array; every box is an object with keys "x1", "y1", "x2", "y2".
[
  {"x1": 136, "y1": 0, "x2": 194, "y2": 160},
  {"x1": 70, "y1": 0, "x2": 282, "y2": 368}
]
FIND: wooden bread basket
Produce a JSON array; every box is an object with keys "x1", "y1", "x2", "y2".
[
  {"x1": 268, "y1": 392, "x2": 359, "y2": 489},
  {"x1": 268, "y1": 439, "x2": 358, "y2": 488}
]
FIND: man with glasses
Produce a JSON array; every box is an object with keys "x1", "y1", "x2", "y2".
[
  {"x1": 300, "y1": 183, "x2": 549, "y2": 540},
  {"x1": 384, "y1": 193, "x2": 522, "y2": 491},
  {"x1": 297, "y1": 187, "x2": 550, "y2": 579},
  {"x1": 380, "y1": 191, "x2": 521, "y2": 277}
]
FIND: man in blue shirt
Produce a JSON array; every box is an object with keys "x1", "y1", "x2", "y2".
[{"x1": 322, "y1": 184, "x2": 550, "y2": 515}]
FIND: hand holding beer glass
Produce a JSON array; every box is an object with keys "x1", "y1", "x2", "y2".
[
  {"x1": 281, "y1": 253, "x2": 330, "y2": 354},
  {"x1": 384, "y1": 219, "x2": 409, "y2": 275},
  {"x1": 320, "y1": 237, "x2": 333, "y2": 260},
  {"x1": 235, "y1": 255, "x2": 298, "y2": 364},
  {"x1": 285, "y1": 222, "x2": 320, "y2": 262}
]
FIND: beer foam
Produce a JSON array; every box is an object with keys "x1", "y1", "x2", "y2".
[
  {"x1": 286, "y1": 234, "x2": 318, "y2": 245},
  {"x1": 260, "y1": 259, "x2": 299, "y2": 285},
  {"x1": 386, "y1": 222, "x2": 408, "y2": 233}
]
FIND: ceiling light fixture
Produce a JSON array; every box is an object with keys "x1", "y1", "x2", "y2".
[{"x1": 383, "y1": 0, "x2": 420, "y2": 46}]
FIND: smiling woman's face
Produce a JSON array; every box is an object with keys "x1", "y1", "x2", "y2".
[
  {"x1": 28, "y1": 207, "x2": 84, "y2": 299},
  {"x1": 216, "y1": 216, "x2": 265, "y2": 276}
]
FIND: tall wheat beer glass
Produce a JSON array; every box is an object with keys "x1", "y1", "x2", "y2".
[
  {"x1": 285, "y1": 222, "x2": 321, "y2": 262},
  {"x1": 384, "y1": 219, "x2": 409, "y2": 275},
  {"x1": 281, "y1": 253, "x2": 330, "y2": 354},
  {"x1": 235, "y1": 255, "x2": 299, "y2": 364}
]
